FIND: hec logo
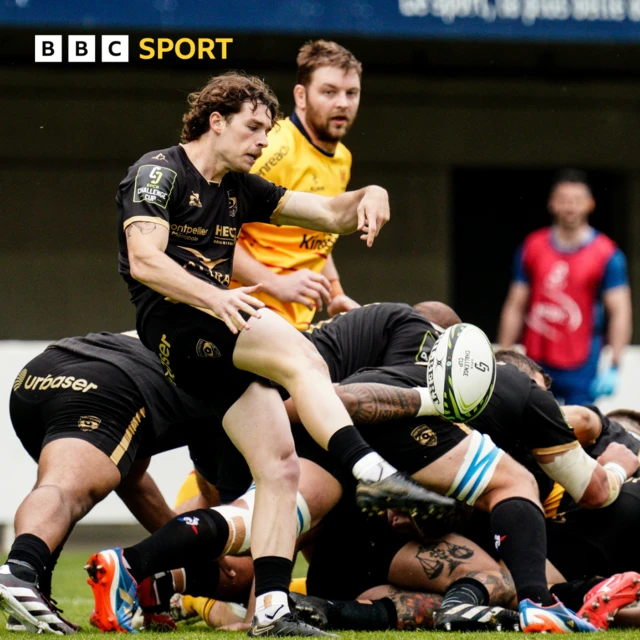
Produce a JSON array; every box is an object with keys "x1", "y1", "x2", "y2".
[{"x1": 35, "y1": 35, "x2": 129, "y2": 63}]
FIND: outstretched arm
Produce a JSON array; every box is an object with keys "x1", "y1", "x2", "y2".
[{"x1": 273, "y1": 186, "x2": 390, "y2": 247}]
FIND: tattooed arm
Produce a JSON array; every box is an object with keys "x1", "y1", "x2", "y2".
[{"x1": 284, "y1": 382, "x2": 422, "y2": 424}]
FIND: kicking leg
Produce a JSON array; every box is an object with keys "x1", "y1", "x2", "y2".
[{"x1": 234, "y1": 310, "x2": 455, "y2": 515}]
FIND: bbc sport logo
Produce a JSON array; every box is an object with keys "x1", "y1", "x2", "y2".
[
  {"x1": 35, "y1": 35, "x2": 128, "y2": 62},
  {"x1": 34, "y1": 35, "x2": 233, "y2": 63}
]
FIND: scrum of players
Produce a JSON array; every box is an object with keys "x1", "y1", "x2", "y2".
[{"x1": 2, "y1": 42, "x2": 640, "y2": 637}]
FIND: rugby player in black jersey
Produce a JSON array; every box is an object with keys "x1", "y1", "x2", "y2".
[
  {"x1": 118, "y1": 302, "x2": 635, "y2": 632},
  {"x1": 93, "y1": 306, "x2": 629, "y2": 634},
  {"x1": 111, "y1": 72, "x2": 448, "y2": 638},
  {"x1": 0, "y1": 332, "x2": 219, "y2": 634}
]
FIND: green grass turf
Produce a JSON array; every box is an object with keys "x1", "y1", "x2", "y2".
[{"x1": 1, "y1": 550, "x2": 639, "y2": 639}]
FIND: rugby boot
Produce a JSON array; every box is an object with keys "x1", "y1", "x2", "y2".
[
  {"x1": 434, "y1": 603, "x2": 520, "y2": 631},
  {"x1": 85, "y1": 548, "x2": 140, "y2": 633},
  {"x1": 6, "y1": 615, "x2": 26, "y2": 631},
  {"x1": 248, "y1": 612, "x2": 338, "y2": 637},
  {"x1": 519, "y1": 597, "x2": 596, "y2": 633},
  {"x1": 355, "y1": 471, "x2": 456, "y2": 518},
  {"x1": 0, "y1": 562, "x2": 76, "y2": 634},
  {"x1": 577, "y1": 571, "x2": 640, "y2": 630},
  {"x1": 289, "y1": 592, "x2": 330, "y2": 629}
]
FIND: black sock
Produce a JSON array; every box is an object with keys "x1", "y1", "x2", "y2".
[
  {"x1": 550, "y1": 577, "x2": 605, "y2": 612},
  {"x1": 254, "y1": 556, "x2": 292, "y2": 597},
  {"x1": 491, "y1": 497, "x2": 554, "y2": 606},
  {"x1": 441, "y1": 578, "x2": 489, "y2": 609},
  {"x1": 122, "y1": 509, "x2": 229, "y2": 584},
  {"x1": 182, "y1": 559, "x2": 222, "y2": 598},
  {"x1": 7, "y1": 534, "x2": 51, "y2": 585},
  {"x1": 39, "y1": 545, "x2": 63, "y2": 600},
  {"x1": 327, "y1": 598, "x2": 397, "y2": 631},
  {"x1": 327, "y1": 426, "x2": 374, "y2": 472}
]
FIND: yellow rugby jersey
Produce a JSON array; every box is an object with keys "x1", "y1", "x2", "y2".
[{"x1": 231, "y1": 114, "x2": 352, "y2": 329}]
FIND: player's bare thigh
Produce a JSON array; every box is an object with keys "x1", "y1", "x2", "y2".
[
  {"x1": 232, "y1": 308, "x2": 328, "y2": 384},
  {"x1": 412, "y1": 432, "x2": 541, "y2": 511}
]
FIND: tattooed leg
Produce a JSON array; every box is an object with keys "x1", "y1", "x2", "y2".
[
  {"x1": 357, "y1": 585, "x2": 443, "y2": 630},
  {"x1": 465, "y1": 567, "x2": 517, "y2": 608}
]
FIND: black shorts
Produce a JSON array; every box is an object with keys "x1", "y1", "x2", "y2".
[
  {"x1": 140, "y1": 300, "x2": 257, "y2": 419},
  {"x1": 307, "y1": 498, "x2": 411, "y2": 599},
  {"x1": 10, "y1": 348, "x2": 150, "y2": 478},
  {"x1": 362, "y1": 418, "x2": 468, "y2": 476},
  {"x1": 546, "y1": 480, "x2": 640, "y2": 579}
]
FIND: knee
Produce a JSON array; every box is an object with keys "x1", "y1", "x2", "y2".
[
  {"x1": 253, "y1": 447, "x2": 300, "y2": 491},
  {"x1": 294, "y1": 341, "x2": 330, "y2": 379}
]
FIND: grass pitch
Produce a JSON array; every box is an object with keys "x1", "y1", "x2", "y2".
[{"x1": 0, "y1": 550, "x2": 638, "y2": 640}]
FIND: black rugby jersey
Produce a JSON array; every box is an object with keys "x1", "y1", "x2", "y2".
[
  {"x1": 305, "y1": 303, "x2": 442, "y2": 382},
  {"x1": 469, "y1": 363, "x2": 577, "y2": 456},
  {"x1": 117, "y1": 145, "x2": 288, "y2": 321},
  {"x1": 50, "y1": 332, "x2": 214, "y2": 449}
]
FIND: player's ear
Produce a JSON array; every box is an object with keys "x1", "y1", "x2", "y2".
[
  {"x1": 293, "y1": 84, "x2": 307, "y2": 110},
  {"x1": 209, "y1": 111, "x2": 226, "y2": 135}
]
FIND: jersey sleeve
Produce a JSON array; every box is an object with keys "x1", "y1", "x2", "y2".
[
  {"x1": 511, "y1": 244, "x2": 529, "y2": 284},
  {"x1": 524, "y1": 383, "x2": 579, "y2": 455},
  {"x1": 242, "y1": 173, "x2": 289, "y2": 224},
  {"x1": 118, "y1": 159, "x2": 181, "y2": 231},
  {"x1": 602, "y1": 248, "x2": 629, "y2": 291}
]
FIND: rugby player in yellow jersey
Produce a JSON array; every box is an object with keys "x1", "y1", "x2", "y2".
[{"x1": 231, "y1": 40, "x2": 363, "y2": 330}]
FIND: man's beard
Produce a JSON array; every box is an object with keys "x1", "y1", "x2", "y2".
[{"x1": 306, "y1": 103, "x2": 353, "y2": 143}]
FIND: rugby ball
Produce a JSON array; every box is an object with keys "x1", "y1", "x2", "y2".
[{"x1": 426, "y1": 323, "x2": 496, "y2": 422}]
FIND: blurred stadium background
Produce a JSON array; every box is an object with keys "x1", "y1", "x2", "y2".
[{"x1": 1, "y1": 0, "x2": 640, "y2": 541}]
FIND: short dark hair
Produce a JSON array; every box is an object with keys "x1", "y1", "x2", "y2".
[
  {"x1": 606, "y1": 409, "x2": 640, "y2": 436},
  {"x1": 180, "y1": 72, "x2": 282, "y2": 143},
  {"x1": 296, "y1": 40, "x2": 362, "y2": 88},
  {"x1": 550, "y1": 168, "x2": 592, "y2": 196},
  {"x1": 412, "y1": 301, "x2": 461, "y2": 329},
  {"x1": 494, "y1": 349, "x2": 552, "y2": 389}
]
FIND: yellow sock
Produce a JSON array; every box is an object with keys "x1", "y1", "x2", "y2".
[
  {"x1": 289, "y1": 577, "x2": 307, "y2": 595},
  {"x1": 174, "y1": 470, "x2": 200, "y2": 509},
  {"x1": 182, "y1": 595, "x2": 216, "y2": 624}
]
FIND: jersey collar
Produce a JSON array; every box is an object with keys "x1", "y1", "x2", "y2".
[
  {"x1": 550, "y1": 225, "x2": 596, "y2": 253},
  {"x1": 290, "y1": 111, "x2": 335, "y2": 158}
]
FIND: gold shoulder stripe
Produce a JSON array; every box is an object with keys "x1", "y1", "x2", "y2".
[
  {"x1": 531, "y1": 440, "x2": 580, "y2": 456},
  {"x1": 123, "y1": 216, "x2": 170, "y2": 231},
  {"x1": 270, "y1": 191, "x2": 292, "y2": 225}
]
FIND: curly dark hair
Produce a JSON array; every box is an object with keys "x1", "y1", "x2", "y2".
[{"x1": 180, "y1": 72, "x2": 282, "y2": 143}]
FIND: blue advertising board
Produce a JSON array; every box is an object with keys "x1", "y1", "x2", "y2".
[{"x1": 2, "y1": 0, "x2": 640, "y2": 42}]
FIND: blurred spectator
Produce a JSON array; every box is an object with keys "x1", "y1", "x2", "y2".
[{"x1": 498, "y1": 169, "x2": 632, "y2": 405}]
